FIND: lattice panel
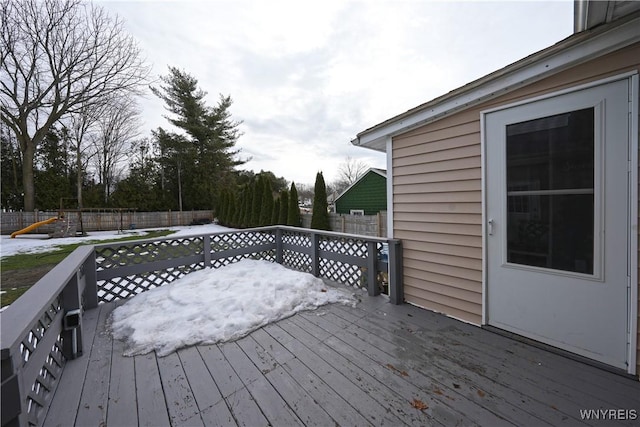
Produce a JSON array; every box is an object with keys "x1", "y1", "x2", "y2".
[
  {"x1": 211, "y1": 250, "x2": 276, "y2": 269},
  {"x1": 282, "y1": 231, "x2": 312, "y2": 248},
  {"x1": 282, "y1": 249, "x2": 312, "y2": 273},
  {"x1": 210, "y1": 231, "x2": 276, "y2": 268},
  {"x1": 97, "y1": 263, "x2": 204, "y2": 303},
  {"x1": 26, "y1": 336, "x2": 65, "y2": 426},
  {"x1": 319, "y1": 259, "x2": 364, "y2": 288},
  {"x1": 320, "y1": 236, "x2": 368, "y2": 258},
  {"x1": 19, "y1": 296, "x2": 62, "y2": 365},
  {"x1": 17, "y1": 298, "x2": 65, "y2": 426},
  {"x1": 210, "y1": 231, "x2": 275, "y2": 253},
  {"x1": 96, "y1": 237, "x2": 204, "y2": 270}
]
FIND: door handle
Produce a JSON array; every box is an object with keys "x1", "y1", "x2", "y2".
[{"x1": 488, "y1": 219, "x2": 494, "y2": 235}]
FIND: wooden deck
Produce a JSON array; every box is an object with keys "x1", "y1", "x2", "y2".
[{"x1": 43, "y1": 293, "x2": 640, "y2": 427}]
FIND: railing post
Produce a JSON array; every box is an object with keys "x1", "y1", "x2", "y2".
[
  {"x1": 203, "y1": 235, "x2": 212, "y2": 268},
  {"x1": 366, "y1": 241, "x2": 379, "y2": 296},
  {"x1": 1, "y1": 349, "x2": 25, "y2": 427},
  {"x1": 82, "y1": 251, "x2": 98, "y2": 310},
  {"x1": 388, "y1": 240, "x2": 404, "y2": 305},
  {"x1": 275, "y1": 228, "x2": 283, "y2": 264},
  {"x1": 311, "y1": 231, "x2": 320, "y2": 277},
  {"x1": 61, "y1": 274, "x2": 84, "y2": 359}
]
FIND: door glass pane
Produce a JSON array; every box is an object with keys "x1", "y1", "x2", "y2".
[{"x1": 506, "y1": 108, "x2": 594, "y2": 274}]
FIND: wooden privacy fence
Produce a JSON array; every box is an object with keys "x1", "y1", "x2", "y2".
[
  {"x1": 0, "y1": 226, "x2": 402, "y2": 427},
  {"x1": 302, "y1": 212, "x2": 387, "y2": 237},
  {"x1": 0, "y1": 210, "x2": 214, "y2": 235},
  {"x1": 1, "y1": 211, "x2": 387, "y2": 237}
]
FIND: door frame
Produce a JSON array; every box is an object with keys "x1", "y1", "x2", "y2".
[{"x1": 480, "y1": 72, "x2": 639, "y2": 375}]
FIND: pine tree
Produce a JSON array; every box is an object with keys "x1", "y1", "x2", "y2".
[
  {"x1": 151, "y1": 67, "x2": 245, "y2": 209},
  {"x1": 311, "y1": 172, "x2": 331, "y2": 230},
  {"x1": 278, "y1": 189, "x2": 289, "y2": 225},
  {"x1": 287, "y1": 182, "x2": 301, "y2": 227},
  {"x1": 260, "y1": 177, "x2": 273, "y2": 226}
]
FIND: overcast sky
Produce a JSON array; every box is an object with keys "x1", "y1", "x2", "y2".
[{"x1": 97, "y1": 0, "x2": 574, "y2": 186}]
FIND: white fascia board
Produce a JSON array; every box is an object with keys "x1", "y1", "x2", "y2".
[
  {"x1": 352, "y1": 14, "x2": 640, "y2": 153},
  {"x1": 385, "y1": 136, "x2": 393, "y2": 238}
]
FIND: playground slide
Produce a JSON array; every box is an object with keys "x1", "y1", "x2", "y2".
[{"x1": 10, "y1": 217, "x2": 58, "y2": 238}]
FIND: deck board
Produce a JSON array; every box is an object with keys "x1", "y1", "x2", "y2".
[
  {"x1": 74, "y1": 303, "x2": 115, "y2": 426},
  {"x1": 355, "y1": 300, "x2": 640, "y2": 419},
  {"x1": 134, "y1": 352, "x2": 171, "y2": 426},
  {"x1": 44, "y1": 295, "x2": 640, "y2": 427},
  {"x1": 107, "y1": 338, "x2": 138, "y2": 426},
  {"x1": 177, "y1": 346, "x2": 223, "y2": 413},
  {"x1": 157, "y1": 352, "x2": 204, "y2": 426}
]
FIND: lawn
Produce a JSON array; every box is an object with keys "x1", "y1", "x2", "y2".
[{"x1": 0, "y1": 229, "x2": 176, "y2": 307}]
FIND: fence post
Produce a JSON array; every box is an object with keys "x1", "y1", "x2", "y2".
[
  {"x1": 203, "y1": 235, "x2": 212, "y2": 268},
  {"x1": 366, "y1": 241, "x2": 379, "y2": 296},
  {"x1": 82, "y1": 251, "x2": 99, "y2": 310},
  {"x1": 61, "y1": 274, "x2": 84, "y2": 359},
  {"x1": 1, "y1": 349, "x2": 25, "y2": 427},
  {"x1": 388, "y1": 240, "x2": 403, "y2": 305},
  {"x1": 311, "y1": 231, "x2": 320, "y2": 277},
  {"x1": 275, "y1": 228, "x2": 283, "y2": 264}
]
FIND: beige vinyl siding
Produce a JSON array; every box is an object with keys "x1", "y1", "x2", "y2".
[
  {"x1": 393, "y1": 109, "x2": 484, "y2": 324},
  {"x1": 392, "y1": 40, "x2": 640, "y2": 364}
]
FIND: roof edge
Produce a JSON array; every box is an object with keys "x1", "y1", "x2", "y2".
[{"x1": 352, "y1": 11, "x2": 640, "y2": 153}]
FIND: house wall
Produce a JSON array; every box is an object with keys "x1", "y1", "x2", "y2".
[
  {"x1": 335, "y1": 172, "x2": 387, "y2": 215},
  {"x1": 392, "y1": 42, "x2": 640, "y2": 373}
]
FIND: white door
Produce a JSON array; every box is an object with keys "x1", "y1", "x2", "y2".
[{"x1": 485, "y1": 79, "x2": 631, "y2": 370}]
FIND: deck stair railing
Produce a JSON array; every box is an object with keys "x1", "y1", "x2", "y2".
[{"x1": 0, "y1": 226, "x2": 402, "y2": 427}]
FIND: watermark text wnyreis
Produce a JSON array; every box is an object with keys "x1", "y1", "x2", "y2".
[{"x1": 579, "y1": 409, "x2": 637, "y2": 421}]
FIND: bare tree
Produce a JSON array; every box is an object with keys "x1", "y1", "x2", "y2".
[
  {"x1": 91, "y1": 95, "x2": 142, "y2": 204},
  {"x1": 333, "y1": 156, "x2": 370, "y2": 194},
  {"x1": 66, "y1": 104, "x2": 99, "y2": 210},
  {"x1": 0, "y1": 0, "x2": 150, "y2": 211}
]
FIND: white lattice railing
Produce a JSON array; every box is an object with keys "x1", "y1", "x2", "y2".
[{"x1": 1, "y1": 226, "x2": 402, "y2": 427}]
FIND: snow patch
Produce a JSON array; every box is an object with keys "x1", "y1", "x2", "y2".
[{"x1": 110, "y1": 259, "x2": 357, "y2": 357}]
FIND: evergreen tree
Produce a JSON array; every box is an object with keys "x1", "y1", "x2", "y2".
[
  {"x1": 227, "y1": 191, "x2": 236, "y2": 226},
  {"x1": 243, "y1": 184, "x2": 254, "y2": 227},
  {"x1": 0, "y1": 125, "x2": 23, "y2": 211},
  {"x1": 151, "y1": 67, "x2": 245, "y2": 209},
  {"x1": 250, "y1": 177, "x2": 263, "y2": 227},
  {"x1": 33, "y1": 126, "x2": 73, "y2": 210},
  {"x1": 310, "y1": 172, "x2": 330, "y2": 230},
  {"x1": 233, "y1": 189, "x2": 245, "y2": 227},
  {"x1": 287, "y1": 182, "x2": 301, "y2": 227},
  {"x1": 272, "y1": 197, "x2": 280, "y2": 225},
  {"x1": 260, "y1": 177, "x2": 273, "y2": 226},
  {"x1": 217, "y1": 190, "x2": 227, "y2": 224},
  {"x1": 278, "y1": 189, "x2": 289, "y2": 225}
]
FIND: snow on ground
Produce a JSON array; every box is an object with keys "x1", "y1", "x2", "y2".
[
  {"x1": 0, "y1": 223, "x2": 233, "y2": 258},
  {"x1": 110, "y1": 259, "x2": 358, "y2": 357}
]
